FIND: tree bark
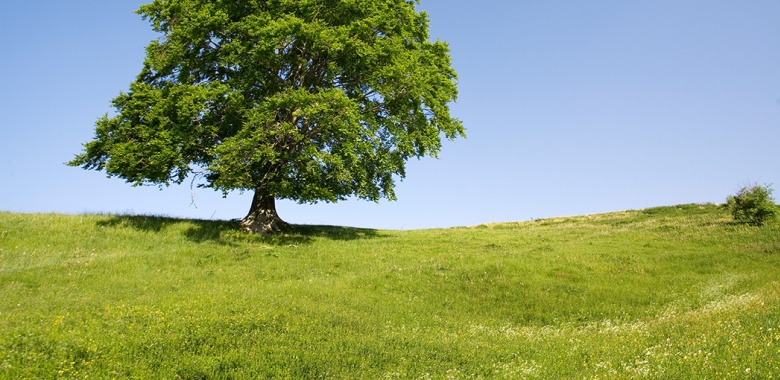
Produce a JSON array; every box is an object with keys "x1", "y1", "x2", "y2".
[{"x1": 240, "y1": 189, "x2": 288, "y2": 234}]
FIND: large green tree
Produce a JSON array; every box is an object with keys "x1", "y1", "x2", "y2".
[{"x1": 70, "y1": 0, "x2": 463, "y2": 233}]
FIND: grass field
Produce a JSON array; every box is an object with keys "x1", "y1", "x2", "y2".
[{"x1": 1, "y1": 204, "x2": 779, "y2": 378}]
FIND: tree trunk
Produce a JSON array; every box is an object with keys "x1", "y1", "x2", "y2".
[{"x1": 240, "y1": 190, "x2": 288, "y2": 234}]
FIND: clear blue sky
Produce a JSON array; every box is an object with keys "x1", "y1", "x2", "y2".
[{"x1": 1, "y1": 1, "x2": 778, "y2": 230}]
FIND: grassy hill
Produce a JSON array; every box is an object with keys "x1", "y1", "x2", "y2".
[{"x1": 1, "y1": 204, "x2": 779, "y2": 378}]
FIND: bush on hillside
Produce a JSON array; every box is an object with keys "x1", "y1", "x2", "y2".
[{"x1": 726, "y1": 184, "x2": 778, "y2": 226}]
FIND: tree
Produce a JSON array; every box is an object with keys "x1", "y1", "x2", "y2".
[
  {"x1": 726, "y1": 184, "x2": 777, "y2": 227},
  {"x1": 69, "y1": 0, "x2": 464, "y2": 234}
]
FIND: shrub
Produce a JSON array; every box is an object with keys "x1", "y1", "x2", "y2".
[{"x1": 726, "y1": 184, "x2": 778, "y2": 226}]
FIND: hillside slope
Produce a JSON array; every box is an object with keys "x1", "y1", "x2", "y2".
[{"x1": 1, "y1": 204, "x2": 779, "y2": 378}]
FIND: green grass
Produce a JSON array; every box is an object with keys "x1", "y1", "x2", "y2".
[{"x1": 1, "y1": 204, "x2": 779, "y2": 378}]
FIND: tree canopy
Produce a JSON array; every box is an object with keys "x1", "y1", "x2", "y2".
[{"x1": 70, "y1": 0, "x2": 464, "y2": 233}]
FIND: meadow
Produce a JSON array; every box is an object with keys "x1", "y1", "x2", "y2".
[{"x1": 1, "y1": 204, "x2": 779, "y2": 378}]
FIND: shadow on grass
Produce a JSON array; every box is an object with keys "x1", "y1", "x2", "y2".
[
  {"x1": 96, "y1": 215, "x2": 381, "y2": 246},
  {"x1": 286, "y1": 224, "x2": 381, "y2": 241}
]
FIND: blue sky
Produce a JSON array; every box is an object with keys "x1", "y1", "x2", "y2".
[{"x1": 1, "y1": 1, "x2": 778, "y2": 230}]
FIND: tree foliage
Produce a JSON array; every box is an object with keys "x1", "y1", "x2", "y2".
[
  {"x1": 69, "y1": 0, "x2": 463, "y2": 232},
  {"x1": 726, "y1": 184, "x2": 777, "y2": 227}
]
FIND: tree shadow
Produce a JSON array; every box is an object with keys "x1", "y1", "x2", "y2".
[
  {"x1": 286, "y1": 224, "x2": 381, "y2": 241},
  {"x1": 95, "y1": 215, "x2": 381, "y2": 246}
]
